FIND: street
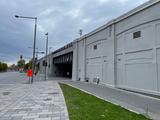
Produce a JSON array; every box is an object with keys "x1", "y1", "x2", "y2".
[
  {"x1": 0, "y1": 72, "x2": 69, "y2": 120},
  {"x1": 0, "y1": 72, "x2": 28, "y2": 84},
  {"x1": 0, "y1": 72, "x2": 29, "y2": 92}
]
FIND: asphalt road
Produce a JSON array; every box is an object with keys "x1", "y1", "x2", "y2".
[{"x1": 0, "y1": 72, "x2": 28, "y2": 84}]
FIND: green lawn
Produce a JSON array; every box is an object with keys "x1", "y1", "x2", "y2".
[{"x1": 59, "y1": 83, "x2": 150, "y2": 120}]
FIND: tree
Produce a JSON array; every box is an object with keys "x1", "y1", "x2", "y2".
[
  {"x1": 28, "y1": 59, "x2": 32, "y2": 69},
  {"x1": 0, "y1": 62, "x2": 8, "y2": 72},
  {"x1": 0, "y1": 62, "x2": 2, "y2": 71},
  {"x1": 24, "y1": 59, "x2": 32, "y2": 70},
  {"x1": 17, "y1": 59, "x2": 25, "y2": 68},
  {"x1": 17, "y1": 55, "x2": 25, "y2": 69}
]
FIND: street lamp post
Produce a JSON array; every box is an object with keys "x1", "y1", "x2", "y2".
[
  {"x1": 36, "y1": 48, "x2": 39, "y2": 59},
  {"x1": 48, "y1": 47, "x2": 53, "y2": 68},
  {"x1": 15, "y1": 15, "x2": 37, "y2": 83},
  {"x1": 79, "y1": 29, "x2": 83, "y2": 37},
  {"x1": 45, "y1": 33, "x2": 48, "y2": 81}
]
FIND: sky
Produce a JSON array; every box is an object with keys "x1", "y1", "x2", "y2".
[{"x1": 0, "y1": 0, "x2": 149, "y2": 65}]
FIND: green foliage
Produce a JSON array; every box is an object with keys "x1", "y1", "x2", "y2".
[
  {"x1": 17, "y1": 59, "x2": 25, "y2": 68},
  {"x1": 24, "y1": 59, "x2": 32, "y2": 70},
  {"x1": 28, "y1": 59, "x2": 32, "y2": 69},
  {"x1": 59, "y1": 83, "x2": 150, "y2": 120},
  {"x1": 0, "y1": 62, "x2": 8, "y2": 72}
]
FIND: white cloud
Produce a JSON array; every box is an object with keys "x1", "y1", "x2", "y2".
[
  {"x1": 39, "y1": 9, "x2": 54, "y2": 16},
  {"x1": 38, "y1": 25, "x2": 45, "y2": 33},
  {"x1": 68, "y1": 8, "x2": 82, "y2": 18},
  {"x1": 0, "y1": 0, "x2": 149, "y2": 63},
  {"x1": 98, "y1": 0, "x2": 110, "y2": 3},
  {"x1": 118, "y1": 0, "x2": 130, "y2": 3},
  {"x1": 98, "y1": 0, "x2": 130, "y2": 3}
]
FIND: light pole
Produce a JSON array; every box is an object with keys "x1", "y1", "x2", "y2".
[
  {"x1": 45, "y1": 33, "x2": 48, "y2": 81},
  {"x1": 48, "y1": 47, "x2": 53, "y2": 68},
  {"x1": 36, "y1": 48, "x2": 39, "y2": 59},
  {"x1": 79, "y1": 29, "x2": 83, "y2": 37},
  {"x1": 15, "y1": 15, "x2": 37, "y2": 83}
]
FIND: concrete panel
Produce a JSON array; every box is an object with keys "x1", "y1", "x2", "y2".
[
  {"x1": 86, "y1": 40, "x2": 105, "y2": 59},
  {"x1": 157, "y1": 48, "x2": 160, "y2": 92},
  {"x1": 47, "y1": 56, "x2": 57, "y2": 77},
  {"x1": 125, "y1": 50, "x2": 153, "y2": 61},
  {"x1": 86, "y1": 29, "x2": 107, "y2": 45},
  {"x1": 116, "y1": 2, "x2": 160, "y2": 35},
  {"x1": 85, "y1": 25, "x2": 115, "y2": 86},
  {"x1": 156, "y1": 23, "x2": 160, "y2": 45},
  {"x1": 117, "y1": 49, "x2": 158, "y2": 93},
  {"x1": 102, "y1": 57, "x2": 108, "y2": 84},
  {"x1": 125, "y1": 62, "x2": 157, "y2": 92},
  {"x1": 47, "y1": 55, "x2": 53, "y2": 77},
  {"x1": 116, "y1": 22, "x2": 158, "y2": 94},
  {"x1": 86, "y1": 57, "x2": 102, "y2": 82},
  {"x1": 53, "y1": 47, "x2": 73, "y2": 58},
  {"x1": 117, "y1": 55, "x2": 125, "y2": 87},
  {"x1": 116, "y1": 34, "x2": 124, "y2": 54},
  {"x1": 124, "y1": 25, "x2": 154, "y2": 52},
  {"x1": 77, "y1": 40, "x2": 85, "y2": 81},
  {"x1": 85, "y1": 29, "x2": 115, "y2": 86},
  {"x1": 39, "y1": 58, "x2": 45, "y2": 74},
  {"x1": 72, "y1": 42, "x2": 78, "y2": 81}
]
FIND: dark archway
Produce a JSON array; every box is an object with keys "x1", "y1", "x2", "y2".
[{"x1": 53, "y1": 52, "x2": 73, "y2": 78}]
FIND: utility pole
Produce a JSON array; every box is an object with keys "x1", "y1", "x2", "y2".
[
  {"x1": 48, "y1": 47, "x2": 52, "y2": 68},
  {"x1": 15, "y1": 15, "x2": 37, "y2": 84},
  {"x1": 45, "y1": 33, "x2": 48, "y2": 81},
  {"x1": 36, "y1": 48, "x2": 38, "y2": 59}
]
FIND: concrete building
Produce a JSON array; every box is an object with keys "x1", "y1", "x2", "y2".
[
  {"x1": 37, "y1": 42, "x2": 73, "y2": 78},
  {"x1": 37, "y1": 0, "x2": 160, "y2": 96}
]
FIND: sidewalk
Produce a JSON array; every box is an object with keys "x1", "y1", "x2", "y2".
[
  {"x1": 61, "y1": 81, "x2": 160, "y2": 120},
  {"x1": 0, "y1": 80, "x2": 69, "y2": 120}
]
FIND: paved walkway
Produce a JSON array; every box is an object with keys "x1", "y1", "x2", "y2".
[
  {"x1": 62, "y1": 81, "x2": 160, "y2": 120},
  {"x1": 0, "y1": 80, "x2": 69, "y2": 120}
]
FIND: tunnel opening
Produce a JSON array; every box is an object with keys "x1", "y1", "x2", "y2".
[{"x1": 53, "y1": 52, "x2": 73, "y2": 78}]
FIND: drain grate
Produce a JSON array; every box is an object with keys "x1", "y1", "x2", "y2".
[{"x1": 2, "y1": 92, "x2": 11, "y2": 96}]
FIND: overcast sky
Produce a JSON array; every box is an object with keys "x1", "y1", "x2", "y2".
[{"x1": 0, "y1": 0, "x2": 148, "y2": 65}]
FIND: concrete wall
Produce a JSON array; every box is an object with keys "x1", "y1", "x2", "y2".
[
  {"x1": 38, "y1": 44, "x2": 74, "y2": 77},
  {"x1": 73, "y1": 1, "x2": 160, "y2": 95},
  {"x1": 73, "y1": 26, "x2": 115, "y2": 87},
  {"x1": 47, "y1": 55, "x2": 57, "y2": 77},
  {"x1": 38, "y1": 57, "x2": 45, "y2": 74},
  {"x1": 85, "y1": 27, "x2": 115, "y2": 86},
  {"x1": 115, "y1": 2, "x2": 160, "y2": 95},
  {"x1": 77, "y1": 40, "x2": 85, "y2": 81},
  {"x1": 72, "y1": 40, "x2": 78, "y2": 81},
  {"x1": 38, "y1": 1, "x2": 160, "y2": 96}
]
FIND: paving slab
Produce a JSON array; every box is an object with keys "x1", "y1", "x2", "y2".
[{"x1": 0, "y1": 80, "x2": 69, "y2": 120}]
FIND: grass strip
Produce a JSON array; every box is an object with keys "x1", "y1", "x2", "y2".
[{"x1": 59, "y1": 83, "x2": 150, "y2": 120}]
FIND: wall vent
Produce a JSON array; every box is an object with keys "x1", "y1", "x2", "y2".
[
  {"x1": 93, "y1": 45, "x2": 97, "y2": 50},
  {"x1": 133, "y1": 31, "x2": 141, "y2": 39}
]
